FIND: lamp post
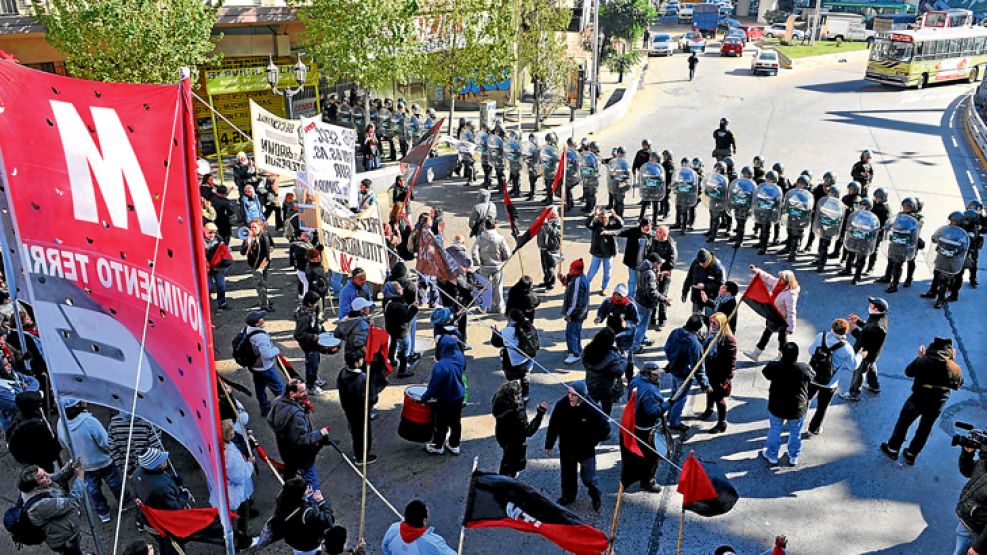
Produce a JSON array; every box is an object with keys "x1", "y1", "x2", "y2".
[
  {"x1": 590, "y1": 0, "x2": 601, "y2": 114},
  {"x1": 266, "y1": 53, "x2": 308, "y2": 119}
]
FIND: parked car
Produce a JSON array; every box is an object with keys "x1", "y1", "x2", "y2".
[
  {"x1": 665, "y1": 0, "x2": 679, "y2": 16},
  {"x1": 649, "y1": 33, "x2": 674, "y2": 56},
  {"x1": 751, "y1": 50, "x2": 780, "y2": 75},
  {"x1": 678, "y1": 31, "x2": 707, "y2": 52},
  {"x1": 721, "y1": 37, "x2": 745, "y2": 57},
  {"x1": 739, "y1": 24, "x2": 764, "y2": 41},
  {"x1": 678, "y1": 2, "x2": 695, "y2": 23},
  {"x1": 764, "y1": 23, "x2": 805, "y2": 40},
  {"x1": 718, "y1": 17, "x2": 742, "y2": 31}
]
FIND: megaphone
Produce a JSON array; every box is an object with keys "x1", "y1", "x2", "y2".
[{"x1": 236, "y1": 227, "x2": 250, "y2": 240}]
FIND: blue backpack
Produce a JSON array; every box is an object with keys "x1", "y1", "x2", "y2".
[{"x1": 4, "y1": 492, "x2": 51, "y2": 547}]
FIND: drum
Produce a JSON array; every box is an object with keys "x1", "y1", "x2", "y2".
[
  {"x1": 317, "y1": 333, "x2": 341, "y2": 354},
  {"x1": 398, "y1": 385, "x2": 433, "y2": 442}
]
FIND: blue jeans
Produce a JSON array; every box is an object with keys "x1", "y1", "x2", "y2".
[
  {"x1": 633, "y1": 306, "x2": 653, "y2": 351},
  {"x1": 565, "y1": 320, "x2": 584, "y2": 356},
  {"x1": 303, "y1": 351, "x2": 321, "y2": 388},
  {"x1": 765, "y1": 413, "x2": 804, "y2": 460},
  {"x1": 408, "y1": 317, "x2": 418, "y2": 356},
  {"x1": 252, "y1": 367, "x2": 285, "y2": 416},
  {"x1": 586, "y1": 256, "x2": 613, "y2": 292},
  {"x1": 298, "y1": 464, "x2": 320, "y2": 493},
  {"x1": 669, "y1": 375, "x2": 691, "y2": 426},
  {"x1": 627, "y1": 267, "x2": 638, "y2": 297},
  {"x1": 86, "y1": 463, "x2": 132, "y2": 517},
  {"x1": 208, "y1": 267, "x2": 229, "y2": 305},
  {"x1": 954, "y1": 520, "x2": 973, "y2": 555}
]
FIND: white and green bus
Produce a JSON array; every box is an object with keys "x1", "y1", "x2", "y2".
[{"x1": 865, "y1": 25, "x2": 987, "y2": 88}]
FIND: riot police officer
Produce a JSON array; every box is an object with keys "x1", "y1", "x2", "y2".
[
  {"x1": 353, "y1": 97, "x2": 368, "y2": 141},
  {"x1": 712, "y1": 117, "x2": 736, "y2": 161},
  {"x1": 338, "y1": 97, "x2": 354, "y2": 128},
  {"x1": 957, "y1": 201, "x2": 984, "y2": 289},
  {"x1": 638, "y1": 153, "x2": 666, "y2": 225},
  {"x1": 690, "y1": 157, "x2": 704, "y2": 227},
  {"x1": 457, "y1": 121, "x2": 477, "y2": 186},
  {"x1": 477, "y1": 125, "x2": 492, "y2": 188},
  {"x1": 392, "y1": 103, "x2": 409, "y2": 158},
  {"x1": 672, "y1": 158, "x2": 699, "y2": 232},
  {"x1": 877, "y1": 201, "x2": 921, "y2": 293},
  {"x1": 773, "y1": 162, "x2": 791, "y2": 193},
  {"x1": 607, "y1": 147, "x2": 632, "y2": 217},
  {"x1": 814, "y1": 185, "x2": 845, "y2": 272},
  {"x1": 322, "y1": 93, "x2": 339, "y2": 123},
  {"x1": 752, "y1": 155, "x2": 766, "y2": 183},
  {"x1": 753, "y1": 173, "x2": 783, "y2": 255},
  {"x1": 723, "y1": 156, "x2": 738, "y2": 182},
  {"x1": 804, "y1": 171, "x2": 836, "y2": 253},
  {"x1": 839, "y1": 198, "x2": 882, "y2": 284},
  {"x1": 506, "y1": 131, "x2": 524, "y2": 197},
  {"x1": 524, "y1": 133, "x2": 541, "y2": 199},
  {"x1": 833, "y1": 181, "x2": 862, "y2": 261},
  {"x1": 778, "y1": 175, "x2": 815, "y2": 260},
  {"x1": 489, "y1": 130, "x2": 507, "y2": 192},
  {"x1": 422, "y1": 107, "x2": 437, "y2": 140},
  {"x1": 851, "y1": 150, "x2": 874, "y2": 197},
  {"x1": 921, "y1": 212, "x2": 971, "y2": 308},
  {"x1": 868, "y1": 187, "x2": 892, "y2": 273},
  {"x1": 703, "y1": 162, "x2": 730, "y2": 243},
  {"x1": 580, "y1": 143, "x2": 601, "y2": 212},
  {"x1": 564, "y1": 143, "x2": 581, "y2": 211},
  {"x1": 407, "y1": 104, "x2": 422, "y2": 146},
  {"x1": 542, "y1": 133, "x2": 561, "y2": 204},
  {"x1": 661, "y1": 150, "x2": 675, "y2": 218},
  {"x1": 728, "y1": 167, "x2": 757, "y2": 249}
]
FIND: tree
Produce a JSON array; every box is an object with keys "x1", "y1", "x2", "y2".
[
  {"x1": 419, "y1": 0, "x2": 516, "y2": 133},
  {"x1": 518, "y1": 0, "x2": 571, "y2": 130},
  {"x1": 35, "y1": 0, "x2": 221, "y2": 84},
  {"x1": 598, "y1": 0, "x2": 654, "y2": 67},
  {"x1": 297, "y1": 0, "x2": 420, "y2": 94}
]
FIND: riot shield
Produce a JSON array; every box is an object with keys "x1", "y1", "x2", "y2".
[
  {"x1": 843, "y1": 210, "x2": 882, "y2": 255},
  {"x1": 782, "y1": 188, "x2": 814, "y2": 230},
  {"x1": 728, "y1": 178, "x2": 756, "y2": 219},
  {"x1": 813, "y1": 196, "x2": 845, "y2": 239},
  {"x1": 673, "y1": 167, "x2": 698, "y2": 207},
  {"x1": 640, "y1": 162, "x2": 667, "y2": 202},
  {"x1": 933, "y1": 225, "x2": 971, "y2": 275},
  {"x1": 753, "y1": 183, "x2": 783, "y2": 225},
  {"x1": 886, "y1": 213, "x2": 920, "y2": 262}
]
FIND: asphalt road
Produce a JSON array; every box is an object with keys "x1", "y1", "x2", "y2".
[{"x1": 3, "y1": 41, "x2": 985, "y2": 555}]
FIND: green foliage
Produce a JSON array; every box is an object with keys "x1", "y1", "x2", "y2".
[
  {"x1": 297, "y1": 0, "x2": 421, "y2": 92},
  {"x1": 34, "y1": 0, "x2": 221, "y2": 84},
  {"x1": 420, "y1": 0, "x2": 516, "y2": 90},
  {"x1": 518, "y1": 0, "x2": 571, "y2": 97},
  {"x1": 603, "y1": 45, "x2": 639, "y2": 74},
  {"x1": 764, "y1": 9, "x2": 791, "y2": 24},
  {"x1": 599, "y1": 0, "x2": 654, "y2": 44}
]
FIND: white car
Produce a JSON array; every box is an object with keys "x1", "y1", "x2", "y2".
[
  {"x1": 763, "y1": 23, "x2": 805, "y2": 40},
  {"x1": 751, "y1": 50, "x2": 780, "y2": 75},
  {"x1": 677, "y1": 3, "x2": 695, "y2": 22},
  {"x1": 649, "y1": 33, "x2": 674, "y2": 56},
  {"x1": 678, "y1": 31, "x2": 707, "y2": 53}
]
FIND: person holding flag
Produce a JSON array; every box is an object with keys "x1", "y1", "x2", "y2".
[
  {"x1": 472, "y1": 219, "x2": 511, "y2": 314},
  {"x1": 536, "y1": 207, "x2": 563, "y2": 290},
  {"x1": 743, "y1": 266, "x2": 801, "y2": 363},
  {"x1": 544, "y1": 381, "x2": 610, "y2": 511},
  {"x1": 620, "y1": 361, "x2": 671, "y2": 494},
  {"x1": 664, "y1": 315, "x2": 710, "y2": 433}
]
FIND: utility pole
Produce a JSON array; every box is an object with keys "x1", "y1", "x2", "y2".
[{"x1": 590, "y1": 0, "x2": 600, "y2": 114}]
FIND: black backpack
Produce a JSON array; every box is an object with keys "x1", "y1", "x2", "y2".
[
  {"x1": 809, "y1": 333, "x2": 844, "y2": 385},
  {"x1": 4, "y1": 493, "x2": 50, "y2": 547},
  {"x1": 231, "y1": 328, "x2": 264, "y2": 369},
  {"x1": 515, "y1": 321, "x2": 540, "y2": 358}
]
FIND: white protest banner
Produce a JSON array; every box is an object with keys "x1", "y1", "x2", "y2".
[
  {"x1": 250, "y1": 100, "x2": 303, "y2": 178},
  {"x1": 296, "y1": 190, "x2": 387, "y2": 284},
  {"x1": 301, "y1": 115, "x2": 358, "y2": 208}
]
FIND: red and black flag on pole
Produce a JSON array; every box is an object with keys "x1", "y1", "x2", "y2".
[
  {"x1": 499, "y1": 177, "x2": 520, "y2": 238},
  {"x1": 741, "y1": 271, "x2": 788, "y2": 332},
  {"x1": 550, "y1": 147, "x2": 567, "y2": 195},
  {"x1": 512, "y1": 205, "x2": 557, "y2": 253},
  {"x1": 463, "y1": 470, "x2": 609, "y2": 555},
  {"x1": 676, "y1": 451, "x2": 739, "y2": 517},
  {"x1": 401, "y1": 117, "x2": 446, "y2": 201}
]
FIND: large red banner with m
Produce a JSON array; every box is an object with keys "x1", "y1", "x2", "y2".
[{"x1": 0, "y1": 60, "x2": 230, "y2": 534}]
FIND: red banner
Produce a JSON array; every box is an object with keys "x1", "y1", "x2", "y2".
[{"x1": 0, "y1": 61, "x2": 229, "y2": 525}]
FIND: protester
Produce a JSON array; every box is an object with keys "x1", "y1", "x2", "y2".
[
  {"x1": 582, "y1": 328, "x2": 626, "y2": 416},
  {"x1": 232, "y1": 151, "x2": 257, "y2": 194},
  {"x1": 803, "y1": 318, "x2": 860, "y2": 436},
  {"x1": 241, "y1": 310, "x2": 285, "y2": 417},
  {"x1": 335, "y1": 297, "x2": 373, "y2": 360},
  {"x1": 293, "y1": 292, "x2": 328, "y2": 396},
  {"x1": 491, "y1": 309, "x2": 538, "y2": 401},
  {"x1": 240, "y1": 219, "x2": 274, "y2": 312},
  {"x1": 492, "y1": 381, "x2": 548, "y2": 478},
  {"x1": 701, "y1": 313, "x2": 737, "y2": 434},
  {"x1": 107, "y1": 410, "x2": 164, "y2": 477},
  {"x1": 536, "y1": 207, "x2": 563, "y2": 289},
  {"x1": 744, "y1": 266, "x2": 800, "y2": 362},
  {"x1": 842, "y1": 297, "x2": 890, "y2": 401},
  {"x1": 622, "y1": 362, "x2": 670, "y2": 494},
  {"x1": 324, "y1": 525, "x2": 367, "y2": 555},
  {"x1": 257, "y1": 477, "x2": 336, "y2": 555},
  {"x1": 290, "y1": 232, "x2": 316, "y2": 299},
  {"x1": 384, "y1": 284, "x2": 419, "y2": 378},
  {"x1": 468, "y1": 189, "x2": 498, "y2": 237},
  {"x1": 17, "y1": 462, "x2": 86, "y2": 555},
  {"x1": 133, "y1": 448, "x2": 197, "y2": 555},
  {"x1": 381, "y1": 499, "x2": 457, "y2": 554},
  {"x1": 386, "y1": 261, "x2": 420, "y2": 364},
  {"x1": 505, "y1": 275, "x2": 541, "y2": 323},
  {"x1": 681, "y1": 249, "x2": 726, "y2": 315},
  {"x1": 423, "y1": 332, "x2": 467, "y2": 455},
  {"x1": 632, "y1": 253, "x2": 669, "y2": 354},
  {"x1": 760, "y1": 342, "x2": 814, "y2": 466},
  {"x1": 211, "y1": 185, "x2": 238, "y2": 244},
  {"x1": 585, "y1": 207, "x2": 624, "y2": 295},
  {"x1": 703, "y1": 280, "x2": 739, "y2": 332},
  {"x1": 647, "y1": 225, "x2": 677, "y2": 329},
  {"x1": 267, "y1": 379, "x2": 332, "y2": 491},
  {"x1": 239, "y1": 185, "x2": 265, "y2": 225},
  {"x1": 594, "y1": 284, "x2": 639, "y2": 354},
  {"x1": 545, "y1": 381, "x2": 610, "y2": 511},
  {"x1": 203, "y1": 223, "x2": 232, "y2": 310},
  {"x1": 472, "y1": 219, "x2": 511, "y2": 314},
  {"x1": 603, "y1": 218, "x2": 651, "y2": 297},
  {"x1": 57, "y1": 397, "x2": 133, "y2": 523},
  {"x1": 222, "y1": 420, "x2": 255, "y2": 546},
  {"x1": 561, "y1": 259, "x2": 591, "y2": 365},
  {"x1": 337, "y1": 352, "x2": 379, "y2": 465},
  {"x1": 338, "y1": 268, "x2": 374, "y2": 321},
  {"x1": 664, "y1": 315, "x2": 710, "y2": 432},
  {"x1": 6, "y1": 390, "x2": 61, "y2": 472},
  {"x1": 305, "y1": 249, "x2": 331, "y2": 316}
]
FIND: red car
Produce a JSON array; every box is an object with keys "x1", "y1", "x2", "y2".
[
  {"x1": 720, "y1": 37, "x2": 744, "y2": 57},
  {"x1": 740, "y1": 24, "x2": 764, "y2": 41}
]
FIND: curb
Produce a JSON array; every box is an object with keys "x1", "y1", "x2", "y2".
[
  {"x1": 766, "y1": 44, "x2": 870, "y2": 69},
  {"x1": 962, "y1": 92, "x2": 987, "y2": 172}
]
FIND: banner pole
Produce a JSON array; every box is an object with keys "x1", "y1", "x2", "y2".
[
  {"x1": 358, "y1": 362, "x2": 372, "y2": 541},
  {"x1": 669, "y1": 295, "x2": 744, "y2": 402},
  {"x1": 327, "y1": 441, "x2": 401, "y2": 518},
  {"x1": 207, "y1": 93, "x2": 225, "y2": 186},
  {"x1": 559, "y1": 148, "x2": 567, "y2": 277},
  {"x1": 605, "y1": 482, "x2": 626, "y2": 555},
  {"x1": 676, "y1": 507, "x2": 686, "y2": 555},
  {"x1": 457, "y1": 457, "x2": 479, "y2": 555}
]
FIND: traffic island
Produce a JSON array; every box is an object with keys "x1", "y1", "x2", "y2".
[{"x1": 758, "y1": 38, "x2": 871, "y2": 69}]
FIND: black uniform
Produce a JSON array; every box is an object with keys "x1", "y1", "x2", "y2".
[
  {"x1": 712, "y1": 128, "x2": 735, "y2": 161},
  {"x1": 869, "y1": 200, "x2": 891, "y2": 272},
  {"x1": 803, "y1": 184, "x2": 828, "y2": 251},
  {"x1": 851, "y1": 160, "x2": 873, "y2": 196},
  {"x1": 833, "y1": 192, "x2": 860, "y2": 260}
]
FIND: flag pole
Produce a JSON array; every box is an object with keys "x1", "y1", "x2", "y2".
[
  {"x1": 605, "y1": 482, "x2": 626, "y2": 555},
  {"x1": 358, "y1": 361, "x2": 373, "y2": 542},
  {"x1": 676, "y1": 507, "x2": 686, "y2": 555},
  {"x1": 559, "y1": 147, "x2": 567, "y2": 277},
  {"x1": 457, "y1": 456, "x2": 479, "y2": 555},
  {"x1": 669, "y1": 295, "x2": 744, "y2": 402}
]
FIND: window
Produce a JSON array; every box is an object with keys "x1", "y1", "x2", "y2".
[
  {"x1": 963, "y1": 37, "x2": 975, "y2": 55},
  {"x1": 950, "y1": 38, "x2": 961, "y2": 55},
  {"x1": 914, "y1": 42, "x2": 925, "y2": 60},
  {"x1": 975, "y1": 36, "x2": 986, "y2": 55}
]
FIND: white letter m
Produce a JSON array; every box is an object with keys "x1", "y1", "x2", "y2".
[{"x1": 50, "y1": 100, "x2": 161, "y2": 238}]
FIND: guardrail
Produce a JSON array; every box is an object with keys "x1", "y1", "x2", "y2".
[{"x1": 964, "y1": 92, "x2": 987, "y2": 163}]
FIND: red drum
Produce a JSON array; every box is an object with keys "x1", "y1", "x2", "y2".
[{"x1": 398, "y1": 386, "x2": 433, "y2": 442}]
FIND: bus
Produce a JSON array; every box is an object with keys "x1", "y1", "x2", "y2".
[
  {"x1": 865, "y1": 25, "x2": 987, "y2": 88},
  {"x1": 818, "y1": 1, "x2": 916, "y2": 26}
]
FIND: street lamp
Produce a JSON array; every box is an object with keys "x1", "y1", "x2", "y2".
[{"x1": 266, "y1": 53, "x2": 308, "y2": 119}]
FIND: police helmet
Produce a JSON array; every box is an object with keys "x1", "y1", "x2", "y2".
[
  {"x1": 857, "y1": 198, "x2": 873, "y2": 210},
  {"x1": 968, "y1": 200, "x2": 984, "y2": 213},
  {"x1": 662, "y1": 149, "x2": 673, "y2": 160},
  {"x1": 861, "y1": 149, "x2": 872, "y2": 160},
  {"x1": 965, "y1": 209, "x2": 979, "y2": 223},
  {"x1": 567, "y1": 137, "x2": 577, "y2": 148},
  {"x1": 901, "y1": 197, "x2": 916, "y2": 212},
  {"x1": 765, "y1": 170, "x2": 778, "y2": 183},
  {"x1": 692, "y1": 157, "x2": 703, "y2": 169},
  {"x1": 795, "y1": 175, "x2": 811, "y2": 188},
  {"x1": 720, "y1": 117, "x2": 729, "y2": 127},
  {"x1": 823, "y1": 171, "x2": 836, "y2": 185},
  {"x1": 459, "y1": 118, "x2": 468, "y2": 128},
  {"x1": 740, "y1": 166, "x2": 753, "y2": 178},
  {"x1": 752, "y1": 155, "x2": 764, "y2": 167},
  {"x1": 828, "y1": 185, "x2": 841, "y2": 198},
  {"x1": 508, "y1": 130, "x2": 519, "y2": 141},
  {"x1": 915, "y1": 197, "x2": 924, "y2": 212},
  {"x1": 614, "y1": 145, "x2": 626, "y2": 155},
  {"x1": 641, "y1": 138, "x2": 651, "y2": 147},
  {"x1": 589, "y1": 141, "x2": 600, "y2": 153},
  {"x1": 772, "y1": 162, "x2": 784, "y2": 174},
  {"x1": 545, "y1": 132, "x2": 558, "y2": 145},
  {"x1": 713, "y1": 161, "x2": 726, "y2": 173},
  {"x1": 949, "y1": 210, "x2": 965, "y2": 225},
  {"x1": 528, "y1": 133, "x2": 538, "y2": 143},
  {"x1": 411, "y1": 103, "x2": 421, "y2": 112},
  {"x1": 872, "y1": 187, "x2": 888, "y2": 202},
  {"x1": 681, "y1": 157, "x2": 690, "y2": 166},
  {"x1": 724, "y1": 156, "x2": 735, "y2": 170},
  {"x1": 580, "y1": 137, "x2": 589, "y2": 148},
  {"x1": 649, "y1": 151, "x2": 661, "y2": 162},
  {"x1": 847, "y1": 181, "x2": 861, "y2": 194},
  {"x1": 426, "y1": 107, "x2": 436, "y2": 117},
  {"x1": 800, "y1": 169, "x2": 812, "y2": 179}
]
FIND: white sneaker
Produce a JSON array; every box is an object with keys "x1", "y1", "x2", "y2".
[
  {"x1": 444, "y1": 441, "x2": 461, "y2": 456},
  {"x1": 743, "y1": 348, "x2": 762, "y2": 362},
  {"x1": 759, "y1": 449, "x2": 778, "y2": 465},
  {"x1": 306, "y1": 386, "x2": 327, "y2": 397},
  {"x1": 425, "y1": 443, "x2": 445, "y2": 455},
  {"x1": 789, "y1": 456, "x2": 799, "y2": 466},
  {"x1": 564, "y1": 354, "x2": 581, "y2": 365}
]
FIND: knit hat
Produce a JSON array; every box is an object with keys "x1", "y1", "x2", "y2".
[
  {"x1": 431, "y1": 307, "x2": 453, "y2": 325},
  {"x1": 568, "y1": 258, "x2": 585, "y2": 275},
  {"x1": 137, "y1": 448, "x2": 169, "y2": 470}
]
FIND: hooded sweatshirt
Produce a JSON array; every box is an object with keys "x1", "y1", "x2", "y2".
[
  {"x1": 57, "y1": 410, "x2": 113, "y2": 471},
  {"x1": 545, "y1": 381, "x2": 610, "y2": 461},
  {"x1": 634, "y1": 259, "x2": 663, "y2": 309},
  {"x1": 423, "y1": 335, "x2": 466, "y2": 403},
  {"x1": 468, "y1": 190, "x2": 498, "y2": 235},
  {"x1": 335, "y1": 314, "x2": 370, "y2": 358},
  {"x1": 7, "y1": 392, "x2": 61, "y2": 469},
  {"x1": 762, "y1": 343, "x2": 814, "y2": 420},
  {"x1": 663, "y1": 327, "x2": 708, "y2": 386},
  {"x1": 381, "y1": 521, "x2": 457, "y2": 555}
]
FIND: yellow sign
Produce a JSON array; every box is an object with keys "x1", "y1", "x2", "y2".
[{"x1": 204, "y1": 57, "x2": 320, "y2": 96}]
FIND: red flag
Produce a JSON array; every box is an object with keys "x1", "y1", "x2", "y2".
[
  {"x1": 366, "y1": 325, "x2": 394, "y2": 376},
  {"x1": 741, "y1": 272, "x2": 788, "y2": 331},
  {"x1": 402, "y1": 118, "x2": 446, "y2": 202},
  {"x1": 513, "y1": 205, "x2": 556, "y2": 252},
  {"x1": 677, "y1": 451, "x2": 718, "y2": 507},
  {"x1": 253, "y1": 441, "x2": 285, "y2": 472},
  {"x1": 498, "y1": 176, "x2": 519, "y2": 237},
  {"x1": 137, "y1": 501, "x2": 219, "y2": 539},
  {"x1": 415, "y1": 228, "x2": 456, "y2": 282},
  {"x1": 620, "y1": 388, "x2": 644, "y2": 457},
  {"x1": 772, "y1": 536, "x2": 789, "y2": 555},
  {"x1": 550, "y1": 147, "x2": 567, "y2": 194}
]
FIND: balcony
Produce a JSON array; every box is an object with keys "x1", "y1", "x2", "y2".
[{"x1": 0, "y1": 0, "x2": 19, "y2": 16}]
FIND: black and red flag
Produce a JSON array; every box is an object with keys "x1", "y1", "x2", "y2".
[
  {"x1": 741, "y1": 271, "x2": 788, "y2": 332},
  {"x1": 415, "y1": 228, "x2": 457, "y2": 282},
  {"x1": 512, "y1": 205, "x2": 556, "y2": 253},
  {"x1": 676, "y1": 451, "x2": 739, "y2": 517},
  {"x1": 550, "y1": 147, "x2": 567, "y2": 195},
  {"x1": 498, "y1": 177, "x2": 520, "y2": 238},
  {"x1": 463, "y1": 470, "x2": 608, "y2": 555},
  {"x1": 401, "y1": 117, "x2": 446, "y2": 199}
]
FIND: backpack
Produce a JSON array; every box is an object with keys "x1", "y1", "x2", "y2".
[
  {"x1": 515, "y1": 321, "x2": 540, "y2": 358},
  {"x1": 543, "y1": 223, "x2": 561, "y2": 252},
  {"x1": 809, "y1": 333, "x2": 844, "y2": 385},
  {"x1": 4, "y1": 493, "x2": 50, "y2": 547},
  {"x1": 231, "y1": 328, "x2": 264, "y2": 369}
]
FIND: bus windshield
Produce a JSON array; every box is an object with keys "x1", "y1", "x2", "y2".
[{"x1": 870, "y1": 38, "x2": 912, "y2": 62}]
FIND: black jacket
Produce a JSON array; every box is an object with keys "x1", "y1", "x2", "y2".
[
  {"x1": 267, "y1": 396, "x2": 326, "y2": 468},
  {"x1": 903, "y1": 346, "x2": 963, "y2": 403},
  {"x1": 384, "y1": 297, "x2": 418, "y2": 338},
  {"x1": 851, "y1": 313, "x2": 888, "y2": 363},
  {"x1": 240, "y1": 232, "x2": 272, "y2": 271},
  {"x1": 705, "y1": 295, "x2": 738, "y2": 332},
  {"x1": 505, "y1": 282, "x2": 541, "y2": 322},
  {"x1": 851, "y1": 160, "x2": 873, "y2": 186},
  {"x1": 545, "y1": 397, "x2": 610, "y2": 461},
  {"x1": 583, "y1": 348, "x2": 626, "y2": 403},
  {"x1": 681, "y1": 258, "x2": 725, "y2": 301},
  {"x1": 133, "y1": 467, "x2": 186, "y2": 511},
  {"x1": 632, "y1": 149, "x2": 651, "y2": 173},
  {"x1": 762, "y1": 360, "x2": 814, "y2": 420},
  {"x1": 275, "y1": 497, "x2": 335, "y2": 552},
  {"x1": 706, "y1": 335, "x2": 737, "y2": 388},
  {"x1": 586, "y1": 215, "x2": 623, "y2": 259},
  {"x1": 494, "y1": 403, "x2": 546, "y2": 450},
  {"x1": 618, "y1": 227, "x2": 651, "y2": 269},
  {"x1": 7, "y1": 412, "x2": 61, "y2": 470},
  {"x1": 957, "y1": 451, "x2": 987, "y2": 552},
  {"x1": 305, "y1": 262, "x2": 330, "y2": 297},
  {"x1": 293, "y1": 305, "x2": 323, "y2": 353},
  {"x1": 337, "y1": 368, "x2": 378, "y2": 416},
  {"x1": 634, "y1": 260, "x2": 664, "y2": 310},
  {"x1": 648, "y1": 238, "x2": 677, "y2": 272},
  {"x1": 211, "y1": 197, "x2": 239, "y2": 237}
]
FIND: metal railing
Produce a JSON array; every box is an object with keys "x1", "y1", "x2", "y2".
[{"x1": 0, "y1": 0, "x2": 19, "y2": 16}]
